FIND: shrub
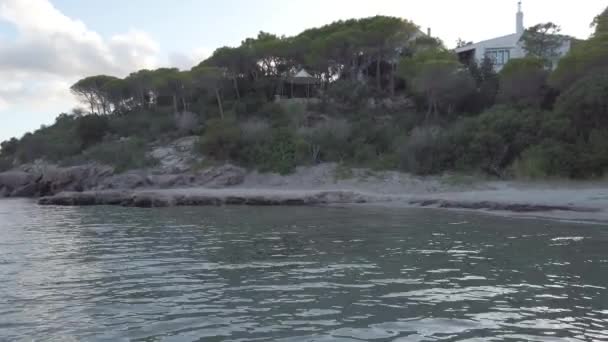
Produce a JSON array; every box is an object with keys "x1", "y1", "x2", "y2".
[
  {"x1": 76, "y1": 114, "x2": 110, "y2": 148},
  {"x1": 0, "y1": 157, "x2": 12, "y2": 172},
  {"x1": 553, "y1": 71, "x2": 608, "y2": 139},
  {"x1": 16, "y1": 127, "x2": 81, "y2": 163},
  {"x1": 297, "y1": 118, "x2": 352, "y2": 164},
  {"x1": 498, "y1": 57, "x2": 550, "y2": 108},
  {"x1": 325, "y1": 79, "x2": 374, "y2": 109},
  {"x1": 83, "y1": 138, "x2": 156, "y2": 172},
  {"x1": 198, "y1": 119, "x2": 242, "y2": 161},
  {"x1": 109, "y1": 110, "x2": 175, "y2": 140},
  {"x1": 240, "y1": 119, "x2": 271, "y2": 143},
  {"x1": 0, "y1": 138, "x2": 19, "y2": 156},
  {"x1": 256, "y1": 102, "x2": 289, "y2": 127},
  {"x1": 398, "y1": 126, "x2": 448, "y2": 175},
  {"x1": 447, "y1": 106, "x2": 544, "y2": 174},
  {"x1": 174, "y1": 111, "x2": 201, "y2": 134},
  {"x1": 242, "y1": 128, "x2": 300, "y2": 174}
]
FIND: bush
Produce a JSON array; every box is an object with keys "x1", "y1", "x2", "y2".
[
  {"x1": 16, "y1": 126, "x2": 81, "y2": 163},
  {"x1": 198, "y1": 119, "x2": 242, "y2": 161},
  {"x1": 257, "y1": 129, "x2": 300, "y2": 174},
  {"x1": 297, "y1": 118, "x2": 352, "y2": 164},
  {"x1": 256, "y1": 102, "x2": 289, "y2": 126},
  {"x1": 241, "y1": 128, "x2": 301, "y2": 174},
  {"x1": 109, "y1": 110, "x2": 175, "y2": 140},
  {"x1": 83, "y1": 138, "x2": 156, "y2": 172},
  {"x1": 447, "y1": 106, "x2": 544, "y2": 174},
  {"x1": 325, "y1": 79, "x2": 375, "y2": 109},
  {"x1": 498, "y1": 57, "x2": 550, "y2": 108},
  {"x1": 76, "y1": 114, "x2": 110, "y2": 148},
  {"x1": 513, "y1": 141, "x2": 578, "y2": 179},
  {"x1": 174, "y1": 111, "x2": 201, "y2": 134},
  {"x1": 553, "y1": 71, "x2": 608, "y2": 139},
  {"x1": 0, "y1": 157, "x2": 12, "y2": 172},
  {"x1": 398, "y1": 126, "x2": 449, "y2": 175},
  {"x1": 0, "y1": 138, "x2": 19, "y2": 156}
]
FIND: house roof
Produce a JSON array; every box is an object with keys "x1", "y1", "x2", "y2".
[
  {"x1": 455, "y1": 33, "x2": 521, "y2": 53},
  {"x1": 288, "y1": 68, "x2": 318, "y2": 84},
  {"x1": 293, "y1": 69, "x2": 314, "y2": 78}
]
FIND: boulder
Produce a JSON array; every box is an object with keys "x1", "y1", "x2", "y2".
[
  {"x1": 149, "y1": 136, "x2": 200, "y2": 174},
  {"x1": 0, "y1": 171, "x2": 37, "y2": 191},
  {"x1": 99, "y1": 171, "x2": 151, "y2": 190},
  {"x1": 194, "y1": 164, "x2": 246, "y2": 188},
  {"x1": 38, "y1": 164, "x2": 114, "y2": 195}
]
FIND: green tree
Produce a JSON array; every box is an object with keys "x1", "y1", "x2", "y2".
[
  {"x1": 191, "y1": 66, "x2": 227, "y2": 119},
  {"x1": 498, "y1": 57, "x2": 549, "y2": 108},
  {"x1": 520, "y1": 22, "x2": 566, "y2": 66},
  {"x1": 125, "y1": 69, "x2": 154, "y2": 108},
  {"x1": 592, "y1": 6, "x2": 608, "y2": 35},
  {"x1": 70, "y1": 75, "x2": 120, "y2": 114},
  {"x1": 554, "y1": 71, "x2": 608, "y2": 141},
  {"x1": 466, "y1": 57, "x2": 499, "y2": 112},
  {"x1": 76, "y1": 114, "x2": 110, "y2": 148},
  {"x1": 0, "y1": 138, "x2": 19, "y2": 156},
  {"x1": 551, "y1": 7, "x2": 608, "y2": 89},
  {"x1": 399, "y1": 48, "x2": 474, "y2": 120},
  {"x1": 150, "y1": 68, "x2": 193, "y2": 113}
]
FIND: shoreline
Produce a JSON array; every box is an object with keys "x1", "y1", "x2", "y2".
[{"x1": 37, "y1": 186, "x2": 608, "y2": 222}]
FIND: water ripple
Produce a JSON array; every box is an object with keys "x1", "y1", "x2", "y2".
[{"x1": 0, "y1": 200, "x2": 606, "y2": 341}]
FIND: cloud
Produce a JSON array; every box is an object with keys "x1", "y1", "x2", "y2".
[{"x1": 0, "y1": 0, "x2": 161, "y2": 115}]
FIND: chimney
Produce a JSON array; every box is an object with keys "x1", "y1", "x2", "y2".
[
  {"x1": 516, "y1": 1, "x2": 524, "y2": 34},
  {"x1": 427, "y1": 27, "x2": 432, "y2": 36}
]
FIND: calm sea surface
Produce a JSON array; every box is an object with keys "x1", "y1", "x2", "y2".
[{"x1": 0, "y1": 199, "x2": 607, "y2": 341}]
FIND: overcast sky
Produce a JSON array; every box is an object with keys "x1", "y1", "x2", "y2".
[{"x1": 0, "y1": 0, "x2": 605, "y2": 142}]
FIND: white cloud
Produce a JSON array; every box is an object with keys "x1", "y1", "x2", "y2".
[{"x1": 0, "y1": 0, "x2": 161, "y2": 116}]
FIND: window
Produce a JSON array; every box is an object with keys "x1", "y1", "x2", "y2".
[{"x1": 485, "y1": 48, "x2": 511, "y2": 66}]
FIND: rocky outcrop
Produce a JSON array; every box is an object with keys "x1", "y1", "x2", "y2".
[
  {"x1": 408, "y1": 198, "x2": 600, "y2": 213},
  {"x1": 38, "y1": 189, "x2": 372, "y2": 208},
  {"x1": 0, "y1": 161, "x2": 246, "y2": 198},
  {"x1": 148, "y1": 136, "x2": 201, "y2": 174},
  {"x1": 0, "y1": 164, "x2": 114, "y2": 197},
  {"x1": 0, "y1": 171, "x2": 38, "y2": 197}
]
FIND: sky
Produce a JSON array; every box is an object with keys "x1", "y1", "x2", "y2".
[{"x1": 0, "y1": 0, "x2": 606, "y2": 142}]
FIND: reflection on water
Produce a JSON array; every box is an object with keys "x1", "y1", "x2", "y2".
[{"x1": 0, "y1": 199, "x2": 607, "y2": 341}]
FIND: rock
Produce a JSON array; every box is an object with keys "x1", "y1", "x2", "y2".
[
  {"x1": 38, "y1": 189, "x2": 375, "y2": 207},
  {"x1": 0, "y1": 163, "x2": 116, "y2": 198},
  {"x1": 0, "y1": 171, "x2": 37, "y2": 194},
  {"x1": 149, "y1": 136, "x2": 200, "y2": 174},
  {"x1": 408, "y1": 198, "x2": 600, "y2": 213},
  {"x1": 38, "y1": 164, "x2": 114, "y2": 195},
  {"x1": 99, "y1": 171, "x2": 151, "y2": 190},
  {"x1": 11, "y1": 183, "x2": 40, "y2": 197},
  {"x1": 194, "y1": 164, "x2": 245, "y2": 188},
  {"x1": 147, "y1": 174, "x2": 193, "y2": 188}
]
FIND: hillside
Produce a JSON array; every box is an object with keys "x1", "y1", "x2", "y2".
[{"x1": 1, "y1": 9, "x2": 608, "y2": 185}]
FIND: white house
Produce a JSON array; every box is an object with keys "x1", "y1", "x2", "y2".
[{"x1": 455, "y1": 2, "x2": 572, "y2": 71}]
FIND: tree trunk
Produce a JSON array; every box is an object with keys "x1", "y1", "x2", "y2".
[
  {"x1": 139, "y1": 89, "x2": 145, "y2": 108},
  {"x1": 88, "y1": 99, "x2": 95, "y2": 114},
  {"x1": 233, "y1": 77, "x2": 240, "y2": 101},
  {"x1": 390, "y1": 63, "x2": 396, "y2": 97},
  {"x1": 172, "y1": 94, "x2": 178, "y2": 114},
  {"x1": 376, "y1": 56, "x2": 382, "y2": 92},
  {"x1": 215, "y1": 88, "x2": 224, "y2": 120}
]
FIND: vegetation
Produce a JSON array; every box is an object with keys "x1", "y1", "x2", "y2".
[{"x1": 1, "y1": 8, "x2": 608, "y2": 180}]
